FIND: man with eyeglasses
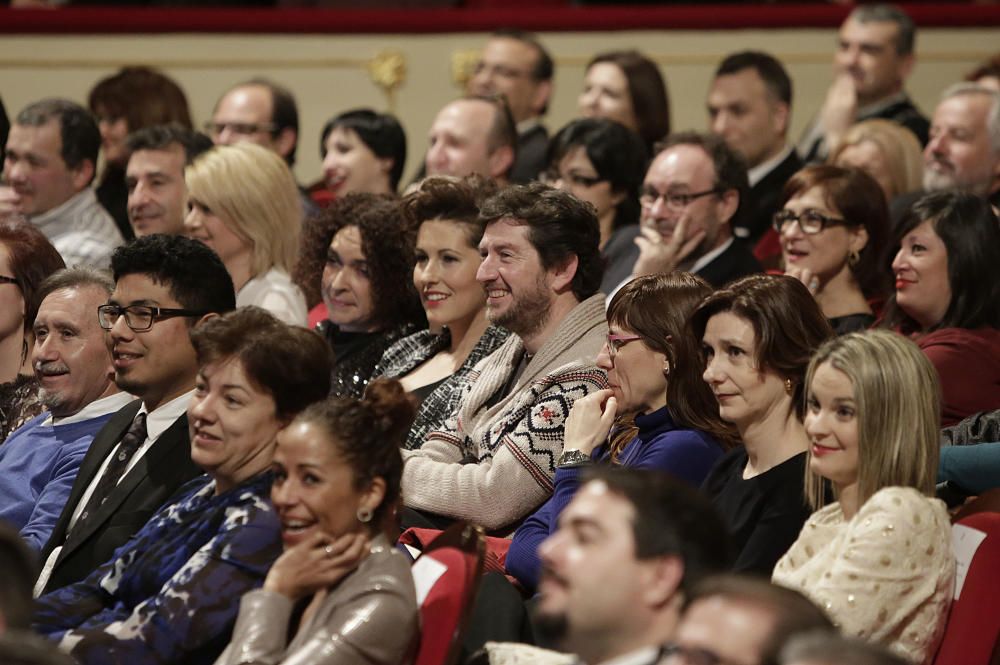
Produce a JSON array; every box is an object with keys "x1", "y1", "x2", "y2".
[
  {"x1": 467, "y1": 29, "x2": 554, "y2": 183},
  {"x1": 36, "y1": 234, "x2": 235, "y2": 595},
  {"x1": 627, "y1": 132, "x2": 762, "y2": 291}
]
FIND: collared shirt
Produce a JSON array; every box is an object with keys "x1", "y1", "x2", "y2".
[
  {"x1": 601, "y1": 646, "x2": 662, "y2": 665},
  {"x1": 45, "y1": 391, "x2": 135, "y2": 427},
  {"x1": 689, "y1": 236, "x2": 734, "y2": 275},
  {"x1": 748, "y1": 145, "x2": 794, "y2": 188},
  {"x1": 30, "y1": 188, "x2": 123, "y2": 269}
]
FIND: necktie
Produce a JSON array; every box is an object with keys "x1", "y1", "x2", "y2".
[{"x1": 76, "y1": 412, "x2": 148, "y2": 527}]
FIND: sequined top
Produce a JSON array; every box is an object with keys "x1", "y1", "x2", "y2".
[
  {"x1": 0, "y1": 374, "x2": 45, "y2": 444},
  {"x1": 317, "y1": 321, "x2": 420, "y2": 399},
  {"x1": 773, "y1": 486, "x2": 955, "y2": 665}
]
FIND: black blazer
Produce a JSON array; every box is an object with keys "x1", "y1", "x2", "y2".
[
  {"x1": 696, "y1": 238, "x2": 764, "y2": 289},
  {"x1": 510, "y1": 123, "x2": 549, "y2": 184},
  {"x1": 38, "y1": 399, "x2": 202, "y2": 594},
  {"x1": 736, "y1": 150, "x2": 803, "y2": 246}
]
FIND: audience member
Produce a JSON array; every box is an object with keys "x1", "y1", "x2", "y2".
[
  {"x1": 401, "y1": 183, "x2": 608, "y2": 533},
  {"x1": 36, "y1": 235, "x2": 235, "y2": 595},
  {"x1": 319, "y1": 109, "x2": 406, "y2": 198},
  {"x1": 34, "y1": 308, "x2": 331, "y2": 665},
  {"x1": 666, "y1": 575, "x2": 834, "y2": 665},
  {"x1": 532, "y1": 468, "x2": 730, "y2": 665},
  {"x1": 579, "y1": 50, "x2": 670, "y2": 151},
  {"x1": 776, "y1": 165, "x2": 890, "y2": 334},
  {"x1": 829, "y1": 119, "x2": 923, "y2": 202},
  {"x1": 964, "y1": 52, "x2": 1000, "y2": 91},
  {"x1": 0, "y1": 269, "x2": 131, "y2": 551},
  {"x1": 184, "y1": 143, "x2": 307, "y2": 326},
  {"x1": 425, "y1": 96, "x2": 517, "y2": 183},
  {"x1": 125, "y1": 124, "x2": 213, "y2": 238},
  {"x1": 774, "y1": 330, "x2": 954, "y2": 664},
  {"x1": 0, "y1": 220, "x2": 65, "y2": 441},
  {"x1": 215, "y1": 379, "x2": 418, "y2": 665},
  {"x1": 373, "y1": 176, "x2": 508, "y2": 449},
  {"x1": 630, "y1": 132, "x2": 762, "y2": 290},
  {"x1": 708, "y1": 50, "x2": 802, "y2": 260},
  {"x1": 468, "y1": 29, "x2": 554, "y2": 182},
  {"x1": 87, "y1": 66, "x2": 193, "y2": 239},
  {"x1": 883, "y1": 191, "x2": 1000, "y2": 426},
  {"x1": 542, "y1": 118, "x2": 649, "y2": 294},
  {"x1": 506, "y1": 273, "x2": 737, "y2": 592},
  {"x1": 312, "y1": 194, "x2": 425, "y2": 398},
  {"x1": 780, "y1": 632, "x2": 912, "y2": 665},
  {"x1": 0, "y1": 99, "x2": 123, "y2": 268},
  {"x1": 694, "y1": 274, "x2": 833, "y2": 574},
  {"x1": 799, "y1": 4, "x2": 928, "y2": 162}
]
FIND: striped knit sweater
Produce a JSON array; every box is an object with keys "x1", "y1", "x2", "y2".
[{"x1": 401, "y1": 294, "x2": 609, "y2": 532}]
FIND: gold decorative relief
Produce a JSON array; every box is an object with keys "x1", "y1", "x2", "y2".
[
  {"x1": 451, "y1": 48, "x2": 481, "y2": 90},
  {"x1": 367, "y1": 49, "x2": 407, "y2": 112}
]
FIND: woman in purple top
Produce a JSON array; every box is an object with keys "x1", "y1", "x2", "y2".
[{"x1": 506, "y1": 273, "x2": 739, "y2": 591}]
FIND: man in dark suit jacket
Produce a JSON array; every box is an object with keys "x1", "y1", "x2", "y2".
[
  {"x1": 36, "y1": 234, "x2": 235, "y2": 595},
  {"x1": 627, "y1": 132, "x2": 762, "y2": 291}
]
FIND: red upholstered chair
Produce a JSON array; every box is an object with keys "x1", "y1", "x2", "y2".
[
  {"x1": 933, "y1": 509, "x2": 1000, "y2": 665},
  {"x1": 411, "y1": 521, "x2": 486, "y2": 665}
]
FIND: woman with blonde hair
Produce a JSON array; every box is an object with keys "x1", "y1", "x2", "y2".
[
  {"x1": 184, "y1": 143, "x2": 307, "y2": 326},
  {"x1": 829, "y1": 119, "x2": 923, "y2": 202},
  {"x1": 773, "y1": 330, "x2": 954, "y2": 665}
]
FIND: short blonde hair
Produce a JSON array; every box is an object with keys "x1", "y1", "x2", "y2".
[
  {"x1": 829, "y1": 119, "x2": 923, "y2": 199},
  {"x1": 185, "y1": 143, "x2": 301, "y2": 276},
  {"x1": 804, "y1": 330, "x2": 940, "y2": 511}
]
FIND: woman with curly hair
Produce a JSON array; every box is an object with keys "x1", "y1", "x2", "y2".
[{"x1": 299, "y1": 193, "x2": 425, "y2": 398}]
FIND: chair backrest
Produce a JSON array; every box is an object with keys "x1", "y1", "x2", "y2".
[
  {"x1": 933, "y1": 510, "x2": 1000, "y2": 665},
  {"x1": 411, "y1": 521, "x2": 486, "y2": 665}
]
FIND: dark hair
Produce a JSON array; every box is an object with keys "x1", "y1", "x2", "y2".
[
  {"x1": 657, "y1": 131, "x2": 749, "y2": 228},
  {"x1": 490, "y1": 28, "x2": 554, "y2": 114},
  {"x1": 581, "y1": 467, "x2": 731, "y2": 597},
  {"x1": 587, "y1": 51, "x2": 670, "y2": 148},
  {"x1": 780, "y1": 165, "x2": 891, "y2": 300},
  {"x1": 320, "y1": 109, "x2": 407, "y2": 192},
  {"x1": 34, "y1": 267, "x2": 114, "y2": 314},
  {"x1": 0, "y1": 219, "x2": 66, "y2": 337},
  {"x1": 608, "y1": 273, "x2": 740, "y2": 454},
  {"x1": 965, "y1": 53, "x2": 1000, "y2": 84},
  {"x1": 546, "y1": 118, "x2": 649, "y2": 230},
  {"x1": 401, "y1": 175, "x2": 498, "y2": 247},
  {"x1": 465, "y1": 94, "x2": 519, "y2": 160},
  {"x1": 190, "y1": 308, "x2": 331, "y2": 421},
  {"x1": 295, "y1": 378, "x2": 415, "y2": 528},
  {"x1": 126, "y1": 123, "x2": 213, "y2": 165},
  {"x1": 110, "y1": 234, "x2": 236, "y2": 316},
  {"x1": 15, "y1": 99, "x2": 100, "y2": 176},
  {"x1": 223, "y1": 79, "x2": 300, "y2": 166},
  {"x1": 296, "y1": 193, "x2": 424, "y2": 328},
  {"x1": 882, "y1": 191, "x2": 1000, "y2": 333},
  {"x1": 479, "y1": 183, "x2": 603, "y2": 301},
  {"x1": 779, "y1": 632, "x2": 910, "y2": 665},
  {"x1": 690, "y1": 274, "x2": 833, "y2": 420},
  {"x1": 849, "y1": 4, "x2": 916, "y2": 56},
  {"x1": 685, "y1": 575, "x2": 836, "y2": 665},
  {"x1": 715, "y1": 51, "x2": 792, "y2": 107},
  {"x1": 0, "y1": 523, "x2": 35, "y2": 632},
  {"x1": 88, "y1": 66, "x2": 192, "y2": 134}
]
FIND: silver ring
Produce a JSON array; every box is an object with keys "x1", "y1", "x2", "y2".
[{"x1": 324, "y1": 545, "x2": 333, "y2": 557}]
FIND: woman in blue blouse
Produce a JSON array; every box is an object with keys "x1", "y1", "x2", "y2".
[
  {"x1": 506, "y1": 273, "x2": 739, "y2": 591},
  {"x1": 33, "y1": 308, "x2": 333, "y2": 665}
]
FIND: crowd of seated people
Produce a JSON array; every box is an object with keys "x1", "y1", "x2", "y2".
[{"x1": 0, "y1": 6, "x2": 999, "y2": 664}]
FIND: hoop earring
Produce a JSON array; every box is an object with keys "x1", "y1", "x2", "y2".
[
  {"x1": 357, "y1": 507, "x2": 373, "y2": 524},
  {"x1": 784, "y1": 378, "x2": 794, "y2": 395},
  {"x1": 848, "y1": 250, "x2": 860, "y2": 267}
]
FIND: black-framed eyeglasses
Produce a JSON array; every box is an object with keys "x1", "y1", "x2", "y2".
[
  {"x1": 98, "y1": 304, "x2": 211, "y2": 332},
  {"x1": 203, "y1": 121, "x2": 277, "y2": 137},
  {"x1": 0, "y1": 275, "x2": 19, "y2": 287},
  {"x1": 640, "y1": 187, "x2": 721, "y2": 212},
  {"x1": 540, "y1": 169, "x2": 606, "y2": 189},
  {"x1": 772, "y1": 208, "x2": 849, "y2": 235}
]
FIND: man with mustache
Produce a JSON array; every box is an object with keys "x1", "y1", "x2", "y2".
[
  {"x1": 798, "y1": 4, "x2": 928, "y2": 163},
  {"x1": 1, "y1": 99, "x2": 123, "y2": 268},
  {"x1": 0, "y1": 269, "x2": 132, "y2": 552}
]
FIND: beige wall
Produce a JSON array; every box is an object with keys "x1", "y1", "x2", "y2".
[{"x1": 0, "y1": 27, "x2": 996, "y2": 184}]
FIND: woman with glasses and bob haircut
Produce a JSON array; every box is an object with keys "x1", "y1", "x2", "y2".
[
  {"x1": 184, "y1": 143, "x2": 307, "y2": 326},
  {"x1": 694, "y1": 274, "x2": 832, "y2": 575},
  {"x1": 542, "y1": 118, "x2": 649, "y2": 295},
  {"x1": 506, "y1": 272, "x2": 738, "y2": 592},
  {"x1": 775, "y1": 165, "x2": 890, "y2": 335},
  {"x1": 774, "y1": 330, "x2": 954, "y2": 665}
]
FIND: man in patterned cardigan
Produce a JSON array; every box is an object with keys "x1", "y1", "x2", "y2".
[{"x1": 401, "y1": 183, "x2": 608, "y2": 534}]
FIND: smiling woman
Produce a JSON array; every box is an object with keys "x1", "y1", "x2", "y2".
[
  {"x1": 318, "y1": 109, "x2": 406, "y2": 197},
  {"x1": 33, "y1": 307, "x2": 333, "y2": 665}
]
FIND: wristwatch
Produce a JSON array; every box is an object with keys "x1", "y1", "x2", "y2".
[{"x1": 557, "y1": 449, "x2": 592, "y2": 469}]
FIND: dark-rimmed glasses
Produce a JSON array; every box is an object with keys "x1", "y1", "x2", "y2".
[
  {"x1": 640, "y1": 187, "x2": 721, "y2": 212},
  {"x1": 0, "y1": 275, "x2": 19, "y2": 287},
  {"x1": 98, "y1": 304, "x2": 211, "y2": 332},
  {"x1": 606, "y1": 333, "x2": 642, "y2": 361},
  {"x1": 772, "y1": 208, "x2": 848, "y2": 235}
]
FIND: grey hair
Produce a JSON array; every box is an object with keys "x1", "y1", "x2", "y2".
[
  {"x1": 939, "y1": 82, "x2": 1000, "y2": 155},
  {"x1": 848, "y1": 4, "x2": 916, "y2": 56}
]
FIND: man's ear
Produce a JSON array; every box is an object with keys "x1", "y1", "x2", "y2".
[
  {"x1": 898, "y1": 53, "x2": 915, "y2": 84},
  {"x1": 192, "y1": 312, "x2": 220, "y2": 329},
  {"x1": 771, "y1": 100, "x2": 791, "y2": 139},
  {"x1": 489, "y1": 145, "x2": 515, "y2": 179},
  {"x1": 531, "y1": 80, "x2": 553, "y2": 117},
  {"x1": 717, "y1": 188, "x2": 740, "y2": 225},
  {"x1": 70, "y1": 158, "x2": 96, "y2": 191},
  {"x1": 548, "y1": 254, "x2": 579, "y2": 294},
  {"x1": 274, "y1": 128, "x2": 298, "y2": 163},
  {"x1": 640, "y1": 554, "x2": 685, "y2": 610}
]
